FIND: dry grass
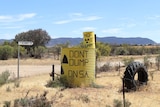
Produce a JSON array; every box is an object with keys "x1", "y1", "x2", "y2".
[{"x1": 0, "y1": 57, "x2": 160, "y2": 107}]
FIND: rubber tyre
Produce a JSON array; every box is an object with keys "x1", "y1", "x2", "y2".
[{"x1": 123, "y1": 61, "x2": 148, "y2": 90}]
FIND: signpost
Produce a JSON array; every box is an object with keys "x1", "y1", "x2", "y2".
[
  {"x1": 18, "y1": 41, "x2": 33, "y2": 46},
  {"x1": 17, "y1": 41, "x2": 33, "y2": 79}
]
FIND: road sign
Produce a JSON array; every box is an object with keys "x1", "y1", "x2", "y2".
[{"x1": 18, "y1": 41, "x2": 33, "y2": 46}]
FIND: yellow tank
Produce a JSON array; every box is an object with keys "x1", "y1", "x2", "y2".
[
  {"x1": 61, "y1": 48, "x2": 95, "y2": 87},
  {"x1": 83, "y1": 31, "x2": 96, "y2": 48}
]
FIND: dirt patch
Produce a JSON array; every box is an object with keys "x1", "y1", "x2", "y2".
[{"x1": 0, "y1": 58, "x2": 160, "y2": 107}]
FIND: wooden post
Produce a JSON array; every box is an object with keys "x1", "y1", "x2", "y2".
[
  {"x1": 52, "y1": 65, "x2": 54, "y2": 80},
  {"x1": 17, "y1": 44, "x2": 20, "y2": 79},
  {"x1": 123, "y1": 78, "x2": 126, "y2": 107},
  {"x1": 119, "y1": 62, "x2": 120, "y2": 75}
]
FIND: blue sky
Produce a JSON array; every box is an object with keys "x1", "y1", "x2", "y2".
[{"x1": 1, "y1": 0, "x2": 160, "y2": 43}]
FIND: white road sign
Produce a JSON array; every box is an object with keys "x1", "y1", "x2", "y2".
[{"x1": 18, "y1": 41, "x2": 33, "y2": 46}]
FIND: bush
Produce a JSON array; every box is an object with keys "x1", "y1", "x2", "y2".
[
  {"x1": 113, "y1": 99, "x2": 131, "y2": 107},
  {"x1": 3, "y1": 101, "x2": 11, "y2": 107},
  {"x1": 143, "y1": 55, "x2": 150, "y2": 69},
  {"x1": 76, "y1": 94, "x2": 90, "y2": 103},
  {"x1": 6, "y1": 86, "x2": 11, "y2": 92},
  {"x1": 6, "y1": 91, "x2": 53, "y2": 107},
  {"x1": 123, "y1": 57, "x2": 134, "y2": 67},
  {"x1": 59, "y1": 75, "x2": 75, "y2": 88},
  {"x1": 0, "y1": 70, "x2": 10, "y2": 86},
  {"x1": 12, "y1": 46, "x2": 27, "y2": 58},
  {"x1": 46, "y1": 78, "x2": 64, "y2": 88},
  {"x1": 0, "y1": 45, "x2": 13, "y2": 60},
  {"x1": 34, "y1": 46, "x2": 46, "y2": 58},
  {"x1": 98, "y1": 62, "x2": 111, "y2": 72},
  {"x1": 156, "y1": 54, "x2": 160, "y2": 70},
  {"x1": 113, "y1": 99, "x2": 122, "y2": 107},
  {"x1": 14, "y1": 80, "x2": 21, "y2": 88}
]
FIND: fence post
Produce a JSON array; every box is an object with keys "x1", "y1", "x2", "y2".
[
  {"x1": 52, "y1": 65, "x2": 54, "y2": 80},
  {"x1": 123, "y1": 78, "x2": 126, "y2": 107},
  {"x1": 119, "y1": 62, "x2": 121, "y2": 75}
]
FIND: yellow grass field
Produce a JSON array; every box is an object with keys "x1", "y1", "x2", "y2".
[{"x1": 0, "y1": 56, "x2": 160, "y2": 107}]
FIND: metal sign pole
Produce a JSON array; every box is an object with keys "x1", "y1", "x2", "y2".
[
  {"x1": 17, "y1": 41, "x2": 33, "y2": 79},
  {"x1": 17, "y1": 44, "x2": 20, "y2": 79}
]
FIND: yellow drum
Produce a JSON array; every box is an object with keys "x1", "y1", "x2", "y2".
[
  {"x1": 83, "y1": 31, "x2": 96, "y2": 48},
  {"x1": 61, "y1": 48, "x2": 95, "y2": 87}
]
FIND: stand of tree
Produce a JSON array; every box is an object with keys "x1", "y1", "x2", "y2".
[{"x1": 0, "y1": 28, "x2": 160, "y2": 60}]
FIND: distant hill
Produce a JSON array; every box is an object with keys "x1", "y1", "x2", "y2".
[
  {"x1": 0, "y1": 37, "x2": 156, "y2": 46},
  {"x1": 0, "y1": 39, "x2": 12, "y2": 44},
  {"x1": 47, "y1": 37, "x2": 156, "y2": 46}
]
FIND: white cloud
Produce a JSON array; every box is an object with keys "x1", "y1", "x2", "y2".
[
  {"x1": 147, "y1": 15, "x2": 160, "y2": 20},
  {"x1": 126, "y1": 23, "x2": 136, "y2": 28},
  {"x1": 81, "y1": 27, "x2": 96, "y2": 31},
  {"x1": 18, "y1": 13, "x2": 36, "y2": 21},
  {"x1": 0, "y1": 13, "x2": 36, "y2": 23},
  {"x1": 74, "y1": 16, "x2": 102, "y2": 21},
  {"x1": 54, "y1": 20, "x2": 71, "y2": 24},
  {"x1": 53, "y1": 13, "x2": 103, "y2": 24},
  {"x1": 0, "y1": 16, "x2": 12, "y2": 20},
  {"x1": 0, "y1": 33, "x2": 14, "y2": 39},
  {"x1": 70, "y1": 13, "x2": 83, "y2": 17},
  {"x1": 72, "y1": 27, "x2": 97, "y2": 35},
  {"x1": 0, "y1": 26, "x2": 23, "y2": 29},
  {"x1": 102, "y1": 28, "x2": 122, "y2": 34}
]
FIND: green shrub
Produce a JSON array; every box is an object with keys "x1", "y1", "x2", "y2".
[
  {"x1": 0, "y1": 45, "x2": 13, "y2": 60},
  {"x1": 34, "y1": 46, "x2": 46, "y2": 58},
  {"x1": 123, "y1": 57, "x2": 134, "y2": 67},
  {"x1": 46, "y1": 78, "x2": 64, "y2": 88},
  {"x1": 89, "y1": 82, "x2": 104, "y2": 88},
  {"x1": 143, "y1": 55, "x2": 150, "y2": 69},
  {"x1": 0, "y1": 70, "x2": 10, "y2": 86},
  {"x1": 14, "y1": 80, "x2": 21, "y2": 88},
  {"x1": 6, "y1": 86, "x2": 11, "y2": 92},
  {"x1": 78, "y1": 94, "x2": 90, "y2": 103},
  {"x1": 59, "y1": 75, "x2": 75, "y2": 88},
  {"x1": 98, "y1": 62, "x2": 111, "y2": 72},
  {"x1": 3, "y1": 101, "x2": 11, "y2": 107},
  {"x1": 125, "y1": 100, "x2": 132, "y2": 107},
  {"x1": 12, "y1": 91, "x2": 52, "y2": 107},
  {"x1": 156, "y1": 54, "x2": 160, "y2": 70},
  {"x1": 46, "y1": 75, "x2": 75, "y2": 88},
  {"x1": 12, "y1": 46, "x2": 27, "y2": 58},
  {"x1": 113, "y1": 99, "x2": 122, "y2": 107},
  {"x1": 113, "y1": 99, "x2": 131, "y2": 107}
]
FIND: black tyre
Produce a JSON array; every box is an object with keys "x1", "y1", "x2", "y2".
[{"x1": 123, "y1": 61, "x2": 148, "y2": 90}]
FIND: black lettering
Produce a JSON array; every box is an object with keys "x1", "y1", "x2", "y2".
[
  {"x1": 84, "y1": 71, "x2": 89, "y2": 78},
  {"x1": 69, "y1": 59, "x2": 89, "y2": 66},
  {"x1": 79, "y1": 70, "x2": 84, "y2": 78},
  {"x1": 69, "y1": 50, "x2": 88, "y2": 58},
  {"x1": 67, "y1": 70, "x2": 89, "y2": 78},
  {"x1": 68, "y1": 70, "x2": 72, "y2": 77}
]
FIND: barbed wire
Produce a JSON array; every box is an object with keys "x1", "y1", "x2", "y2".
[{"x1": 122, "y1": 76, "x2": 160, "y2": 107}]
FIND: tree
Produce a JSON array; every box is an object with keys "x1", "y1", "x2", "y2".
[
  {"x1": 14, "y1": 29, "x2": 51, "y2": 47},
  {"x1": 14, "y1": 29, "x2": 51, "y2": 58}
]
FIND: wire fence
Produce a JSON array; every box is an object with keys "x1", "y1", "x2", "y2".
[{"x1": 122, "y1": 76, "x2": 160, "y2": 107}]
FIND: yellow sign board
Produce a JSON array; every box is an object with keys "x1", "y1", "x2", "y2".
[
  {"x1": 61, "y1": 48, "x2": 95, "y2": 87},
  {"x1": 83, "y1": 32, "x2": 96, "y2": 48}
]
